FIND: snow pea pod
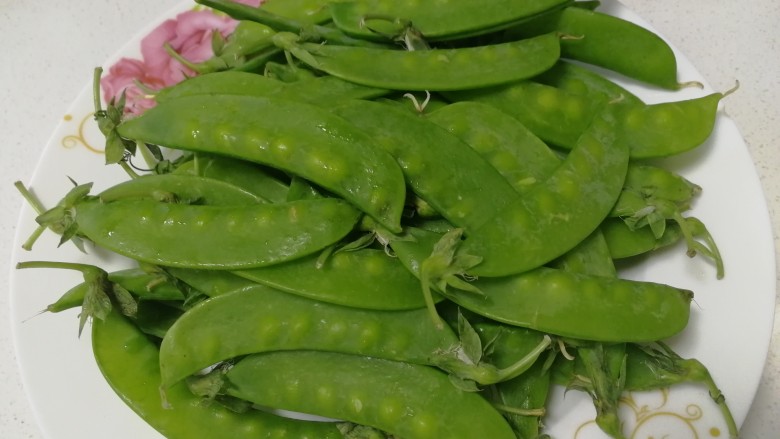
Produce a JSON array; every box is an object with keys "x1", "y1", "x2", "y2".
[
  {"x1": 446, "y1": 81, "x2": 727, "y2": 159},
  {"x1": 507, "y1": 6, "x2": 681, "y2": 89},
  {"x1": 459, "y1": 106, "x2": 629, "y2": 276},
  {"x1": 173, "y1": 153, "x2": 290, "y2": 204},
  {"x1": 74, "y1": 197, "x2": 362, "y2": 269},
  {"x1": 275, "y1": 31, "x2": 561, "y2": 91},
  {"x1": 98, "y1": 173, "x2": 265, "y2": 205},
  {"x1": 234, "y1": 248, "x2": 433, "y2": 310},
  {"x1": 330, "y1": 0, "x2": 570, "y2": 41},
  {"x1": 225, "y1": 350, "x2": 518, "y2": 439},
  {"x1": 332, "y1": 99, "x2": 519, "y2": 233},
  {"x1": 534, "y1": 60, "x2": 643, "y2": 106},
  {"x1": 426, "y1": 101, "x2": 560, "y2": 195},
  {"x1": 390, "y1": 227, "x2": 692, "y2": 342},
  {"x1": 93, "y1": 309, "x2": 345, "y2": 438},
  {"x1": 158, "y1": 285, "x2": 459, "y2": 387},
  {"x1": 157, "y1": 71, "x2": 388, "y2": 104},
  {"x1": 117, "y1": 94, "x2": 406, "y2": 232}
]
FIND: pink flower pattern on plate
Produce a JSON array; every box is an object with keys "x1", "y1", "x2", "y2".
[{"x1": 101, "y1": 0, "x2": 263, "y2": 115}]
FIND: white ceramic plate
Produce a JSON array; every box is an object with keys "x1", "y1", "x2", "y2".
[{"x1": 9, "y1": 1, "x2": 776, "y2": 438}]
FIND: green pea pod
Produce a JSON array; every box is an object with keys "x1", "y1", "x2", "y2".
[
  {"x1": 330, "y1": 0, "x2": 570, "y2": 41},
  {"x1": 426, "y1": 101, "x2": 560, "y2": 195},
  {"x1": 165, "y1": 267, "x2": 260, "y2": 297},
  {"x1": 332, "y1": 99, "x2": 519, "y2": 233},
  {"x1": 158, "y1": 286, "x2": 460, "y2": 387},
  {"x1": 74, "y1": 197, "x2": 362, "y2": 269},
  {"x1": 459, "y1": 106, "x2": 629, "y2": 277},
  {"x1": 475, "y1": 323, "x2": 552, "y2": 438},
  {"x1": 446, "y1": 81, "x2": 727, "y2": 159},
  {"x1": 534, "y1": 60, "x2": 644, "y2": 106},
  {"x1": 117, "y1": 94, "x2": 406, "y2": 233},
  {"x1": 260, "y1": 0, "x2": 334, "y2": 24},
  {"x1": 275, "y1": 31, "x2": 560, "y2": 91},
  {"x1": 225, "y1": 350, "x2": 518, "y2": 439},
  {"x1": 234, "y1": 248, "x2": 434, "y2": 310},
  {"x1": 156, "y1": 71, "x2": 388, "y2": 105},
  {"x1": 173, "y1": 153, "x2": 290, "y2": 204},
  {"x1": 445, "y1": 80, "x2": 600, "y2": 150},
  {"x1": 601, "y1": 217, "x2": 684, "y2": 260},
  {"x1": 623, "y1": 164, "x2": 701, "y2": 203},
  {"x1": 98, "y1": 173, "x2": 265, "y2": 205},
  {"x1": 391, "y1": 227, "x2": 692, "y2": 342},
  {"x1": 92, "y1": 309, "x2": 345, "y2": 438},
  {"x1": 507, "y1": 6, "x2": 681, "y2": 89}
]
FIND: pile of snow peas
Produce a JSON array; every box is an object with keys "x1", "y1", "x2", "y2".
[{"x1": 16, "y1": 0, "x2": 741, "y2": 437}]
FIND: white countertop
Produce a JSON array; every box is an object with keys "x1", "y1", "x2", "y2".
[{"x1": 1, "y1": 0, "x2": 777, "y2": 437}]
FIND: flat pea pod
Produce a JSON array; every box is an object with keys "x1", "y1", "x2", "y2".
[
  {"x1": 426, "y1": 101, "x2": 560, "y2": 195},
  {"x1": 330, "y1": 0, "x2": 570, "y2": 41},
  {"x1": 623, "y1": 164, "x2": 701, "y2": 203},
  {"x1": 459, "y1": 106, "x2": 629, "y2": 276},
  {"x1": 602, "y1": 217, "x2": 684, "y2": 259},
  {"x1": 234, "y1": 248, "x2": 435, "y2": 310},
  {"x1": 332, "y1": 99, "x2": 519, "y2": 233},
  {"x1": 259, "y1": 0, "x2": 334, "y2": 24},
  {"x1": 98, "y1": 173, "x2": 265, "y2": 205},
  {"x1": 158, "y1": 286, "x2": 458, "y2": 387},
  {"x1": 613, "y1": 92, "x2": 728, "y2": 159},
  {"x1": 92, "y1": 309, "x2": 345, "y2": 438},
  {"x1": 447, "y1": 81, "x2": 727, "y2": 159},
  {"x1": 507, "y1": 6, "x2": 680, "y2": 89},
  {"x1": 225, "y1": 350, "x2": 518, "y2": 439},
  {"x1": 157, "y1": 71, "x2": 388, "y2": 105},
  {"x1": 116, "y1": 94, "x2": 406, "y2": 232},
  {"x1": 534, "y1": 60, "x2": 644, "y2": 106},
  {"x1": 391, "y1": 227, "x2": 693, "y2": 342},
  {"x1": 75, "y1": 197, "x2": 361, "y2": 269},
  {"x1": 165, "y1": 267, "x2": 261, "y2": 297},
  {"x1": 275, "y1": 31, "x2": 561, "y2": 91},
  {"x1": 173, "y1": 153, "x2": 290, "y2": 204},
  {"x1": 444, "y1": 80, "x2": 601, "y2": 150}
]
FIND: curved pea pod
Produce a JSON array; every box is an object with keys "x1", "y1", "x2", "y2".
[
  {"x1": 173, "y1": 153, "x2": 290, "y2": 204},
  {"x1": 426, "y1": 101, "x2": 560, "y2": 195},
  {"x1": 98, "y1": 173, "x2": 265, "y2": 205},
  {"x1": 275, "y1": 31, "x2": 561, "y2": 91},
  {"x1": 613, "y1": 91, "x2": 728, "y2": 159},
  {"x1": 534, "y1": 60, "x2": 644, "y2": 106},
  {"x1": 116, "y1": 94, "x2": 406, "y2": 232},
  {"x1": 158, "y1": 286, "x2": 459, "y2": 387},
  {"x1": 444, "y1": 80, "x2": 601, "y2": 150},
  {"x1": 459, "y1": 106, "x2": 629, "y2": 276},
  {"x1": 332, "y1": 99, "x2": 520, "y2": 233},
  {"x1": 508, "y1": 6, "x2": 681, "y2": 89},
  {"x1": 234, "y1": 248, "x2": 435, "y2": 310},
  {"x1": 92, "y1": 309, "x2": 345, "y2": 438},
  {"x1": 330, "y1": 0, "x2": 570, "y2": 41},
  {"x1": 391, "y1": 227, "x2": 693, "y2": 342},
  {"x1": 74, "y1": 197, "x2": 362, "y2": 269},
  {"x1": 225, "y1": 351, "x2": 518, "y2": 439}
]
